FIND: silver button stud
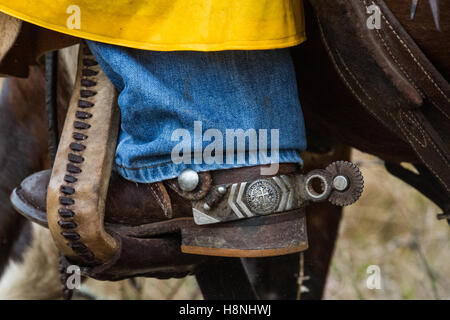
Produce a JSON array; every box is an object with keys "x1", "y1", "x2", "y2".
[
  {"x1": 217, "y1": 186, "x2": 227, "y2": 194},
  {"x1": 333, "y1": 175, "x2": 348, "y2": 191},
  {"x1": 178, "y1": 169, "x2": 199, "y2": 192}
]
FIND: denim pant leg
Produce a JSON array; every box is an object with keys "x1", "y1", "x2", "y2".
[{"x1": 87, "y1": 41, "x2": 307, "y2": 183}]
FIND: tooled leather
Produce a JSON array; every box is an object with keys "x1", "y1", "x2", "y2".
[
  {"x1": 47, "y1": 42, "x2": 120, "y2": 264},
  {"x1": 309, "y1": 0, "x2": 450, "y2": 196},
  {"x1": 203, "y1": 186, "x2": 227, "y2": 209},
  {"x1": 319, "y1": 17, "x2": 450, "y2": 195}
]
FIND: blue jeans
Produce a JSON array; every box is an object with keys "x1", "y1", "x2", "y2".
[{"x1": 87, "y1": 41, "x2": 307, "y2": 183}]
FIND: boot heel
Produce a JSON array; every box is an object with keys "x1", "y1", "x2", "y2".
[{"x1": 180, "y1": 209, "x2": 308, "y2": 257}]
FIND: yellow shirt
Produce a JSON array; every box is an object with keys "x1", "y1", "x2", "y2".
[{"x1": 0, "y1": 0, "x2": 305, "y2": 51}]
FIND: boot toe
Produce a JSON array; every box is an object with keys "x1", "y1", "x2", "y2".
[{"x1": 10, "y1": 169, "x2": 51, "y2": 227}]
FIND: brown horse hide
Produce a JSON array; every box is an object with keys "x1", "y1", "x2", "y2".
[
  {"x1": 0, "y1": 55, "x2": 73, "y2": 277},
  {"x1": 294, "y1": 0, "x2": 450, "y2": 210}
]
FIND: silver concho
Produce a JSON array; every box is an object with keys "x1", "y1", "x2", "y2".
[
  {"x1": 245, "y1": 179, "x2": 280, "y2": 215},
  {"x1": 178, "y1": 168, "x2": 199, "y2": 192}
]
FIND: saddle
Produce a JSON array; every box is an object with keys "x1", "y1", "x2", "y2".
[{"x1": 295, "y1": 0, "x2": 450, "y2": 222}]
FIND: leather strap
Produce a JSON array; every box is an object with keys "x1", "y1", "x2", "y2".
[
  {"x1": 386, "y1": 162, "x2": 450, "y2": 223},
  {"x1": 47, "y1": 42, "x2": 120, "y2": 265},
  {"x1": 165, "y1": 163, "x2": 299, "y2": 200},
  {"x1": 190, "y1": 162, "x2": 364, "y2": 225},
  {"x1": 210, "y1": 163, "x2": 299, "y2": 185}
]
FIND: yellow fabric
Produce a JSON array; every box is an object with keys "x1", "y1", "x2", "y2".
[{"x1": 0, "y1": 0, "x2": 305, "y2": 51}]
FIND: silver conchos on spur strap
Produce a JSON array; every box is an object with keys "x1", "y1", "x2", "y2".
[{"x1": 186, "y1": 161, "x2": 364, "y2": 225}]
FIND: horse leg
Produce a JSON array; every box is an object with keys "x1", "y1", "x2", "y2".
[
  {"x1": 299, "y1": 202, "x2": 343, "y2": 299},
  {"x1": 242, "y1": 206, "x2": 343, "y2": 300},
  {"x1": 242, "y1": 254, "x2": 300, "y2": 300},
  {"x1": 0, "y1": 68, "x2": 48, "y2": 280},
  {"x1": 195, "y1": 257, "x2": 258, "y2": 300}
]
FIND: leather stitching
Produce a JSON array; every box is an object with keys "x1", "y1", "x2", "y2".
[
  {"x1": 396, "y1": 114, "x2": 450, "y2": 193},
  {"x1": 367, "y1": 0, "x2": 450, "y2": 120},
  {"x1": 399, "y1": 111, "x2": 428, "y2": 148},
  {"x1": 403, "y1": 111, "x2": 450, "y2": 170},
  {"x1": 335, "y1": 49, "x2": 373, "y2": 101},
  {"x1": 369, "y1": 3, "x2": 449, "y2": 123},
  {"x1": 57, "y1": 45, "x2": 100, "y2": 264},
  {"x1": 318, "y1": 3, "x2": 450, "y2": 193}
]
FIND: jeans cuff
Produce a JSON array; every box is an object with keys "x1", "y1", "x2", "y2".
[{"x1": 115, "y1": 149, "x2": 303, "y2": 183}]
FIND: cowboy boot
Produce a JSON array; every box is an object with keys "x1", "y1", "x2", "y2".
[{"x1": 11, "y1": 160, "x2": 364, "y2": 281}]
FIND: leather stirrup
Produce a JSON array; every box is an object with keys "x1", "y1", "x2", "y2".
[{"x1": 47, "y1": 42, "x2": 120, "y2": 265}]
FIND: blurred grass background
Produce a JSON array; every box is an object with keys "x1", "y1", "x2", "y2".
[
  {"x1": 324, "y1": 150, "x2": 449, "y2": 300},
  {"x1": 76, "y1": 150, "x2": 449, "y2": 300}
]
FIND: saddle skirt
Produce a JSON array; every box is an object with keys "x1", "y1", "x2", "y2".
[{"x1": 295, "y1": 0, "x2": 450, "y2": 217}]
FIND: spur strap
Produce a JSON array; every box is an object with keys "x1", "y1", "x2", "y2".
[
  {"x1": 47, "y1": 42, "x2": 120, "y2": 265},
  {"x1": 167, "y1": 162, "x2": 364, "y2": 225}
]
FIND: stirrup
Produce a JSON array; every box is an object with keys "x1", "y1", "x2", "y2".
[
  {"x1": 46, "y1": 42, "x2": 120, "y2": 265},
  {"x1": 39, "y1": 42, "x2": 365, "y2": 272}
]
